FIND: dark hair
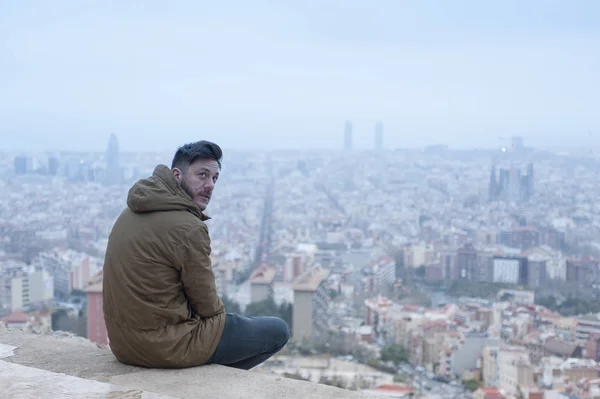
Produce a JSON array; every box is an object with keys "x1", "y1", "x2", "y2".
[{"x1": 171, "y1": 140, "x2": 223, "y2": 172}]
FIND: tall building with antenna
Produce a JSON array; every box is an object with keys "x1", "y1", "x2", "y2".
[
  {"x1": 512, "y1": 136, "x2": 524, "y2": 153},
  {"x1": 374, "y1": 121, "x2": 383, "y2": 150},
  {"x1": 344, "y1": 121, "x2": 353, "y2": 151}
]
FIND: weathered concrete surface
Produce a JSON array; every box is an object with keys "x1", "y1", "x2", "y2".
[
  {"x1": 0, "y1": 360, "x2": 177, "y2": 399},
  {"x1": 0, "y1": 343, "x2": 17, "y2": 358},
  {"x1": 0, "y1": 327, "x2": 382, "y2": 399}
]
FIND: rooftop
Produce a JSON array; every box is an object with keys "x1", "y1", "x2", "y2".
[
  {"x1": 293, "y1": 267, "x2": 330, "y2": 292},
  {"x1": 248, "y1": 266, "x2": 277, "y2": 285},
  {"x1": 363, "y1": 384, "x2": 413, "y2": 397},
  {"x1": 475, "y1": 387, "x2": 505, "y2": 399},
  {"x1": 0, "y1": 326, "x2": 383, "y2": 399},
  {"x1": 2, "y1": 312, "x2": 30, "y2": 324},
  {"x1": 84, "y1": 270, "x2": 103, "y2": 293}
]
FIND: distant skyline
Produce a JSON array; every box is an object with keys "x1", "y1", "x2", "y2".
[{"x1": 1, "y1": 1, "x2": 599, "y2": 152}]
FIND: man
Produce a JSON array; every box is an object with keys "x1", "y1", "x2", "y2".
[{"x1": 102, "y1": 140, "x2": 289, "y2": 369}]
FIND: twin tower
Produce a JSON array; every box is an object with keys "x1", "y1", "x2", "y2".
[{"x1": 343, "y1": 121, "x2": 384, "y2": 151}]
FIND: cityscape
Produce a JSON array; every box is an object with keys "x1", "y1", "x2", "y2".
[
  {"x1": 1, "y1": 126, "x2": 600, "y2": 399},
  {"x1": 1, "y1": 0, "x2": 599, "y2": 397}
]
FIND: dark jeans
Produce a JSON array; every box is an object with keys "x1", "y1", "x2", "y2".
[{"x1": 206, "y1": 313, "x2": 290, "y2": 370}]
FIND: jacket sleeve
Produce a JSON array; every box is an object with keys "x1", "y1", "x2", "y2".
[{"x1": 175, "y1": 223, "x2": 225, "y2": 318}]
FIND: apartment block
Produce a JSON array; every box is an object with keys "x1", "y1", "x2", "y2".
[
  {"x1": 85, "y1": 271, "x2": 107, "y2": 346},
  {"x1": 2, "y1": 266, "x2": 53, "y2": 312},
  {"x1": 292, "y1": 267, "x2": 330, "y2": 341}
]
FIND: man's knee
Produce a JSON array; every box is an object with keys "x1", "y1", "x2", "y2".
[{"x1": 270, "y1": 317, "x2": 290, "y2": 346}]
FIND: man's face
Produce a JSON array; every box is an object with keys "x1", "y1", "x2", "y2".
[{"x1": 173, "y1": 159, "x2": 220, "y2": 210}]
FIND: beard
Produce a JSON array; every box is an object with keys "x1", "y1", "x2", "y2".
[
  {"x1": 180, "y1": 179, "x2": 196, "y2": 200},
  {"x1": 179, "y1": 178, "x2": 210, "y2": 210}
]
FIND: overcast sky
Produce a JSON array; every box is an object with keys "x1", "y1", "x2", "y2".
[{"x1": 1, "y1": 1, "x2": 599, "y2": 152}]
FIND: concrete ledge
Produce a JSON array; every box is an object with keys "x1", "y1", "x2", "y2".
[
  {"x1": 0, "y1": 327, "x2": 382, "y2": 399},
  {"x1": 0, "y1": 361, "x2": 177, "y2": 399}
]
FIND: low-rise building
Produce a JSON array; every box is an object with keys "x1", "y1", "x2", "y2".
[{"x1": 249, "y1": 266, "x2": 276, "y2": 303}]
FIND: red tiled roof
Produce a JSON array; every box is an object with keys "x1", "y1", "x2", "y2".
[
  {"x1": 477, "y1": 387, "x2": 505, "y2": 399},
  {"x1": 424, "y1": 320, "x2": 447, "y2": 330},
  {"x1": 370, "y1": 384, "x2": 412, "y2": 394},
  {"x1": 249, "y1": 266, "x2": 276, "y2": 284},
  {"x1": 3, "y1": 312, "x2": 30, "y2": 323}
]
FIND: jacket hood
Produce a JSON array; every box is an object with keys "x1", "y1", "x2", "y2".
[{"x1": 126, "y1": 164, "x2": 209, "y2": 221}]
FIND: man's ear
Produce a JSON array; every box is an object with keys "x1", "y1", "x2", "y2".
[{"x1": 172, "y1": 167, "x2": 183, "y2": 183}]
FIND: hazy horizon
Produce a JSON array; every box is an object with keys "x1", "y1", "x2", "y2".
[
  {"x1": 1, "y1": 0, "x2": 599, "y2": 152},
  {"x1": 1, "y1": 140, "x2": 599, "y2": 155}
]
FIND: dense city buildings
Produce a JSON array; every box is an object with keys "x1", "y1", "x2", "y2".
[{"x1": 1, "y1": 137, "x2": 600, "y2": 398}]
